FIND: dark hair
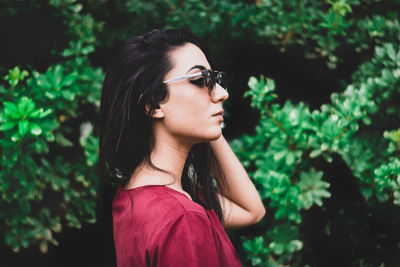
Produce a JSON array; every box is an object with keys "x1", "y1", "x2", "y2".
[{"x1": 99, "y1": 29, "x2": 229, "y2": 223}]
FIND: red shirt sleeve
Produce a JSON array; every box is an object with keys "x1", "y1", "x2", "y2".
[{"x1": 150, "y1": 211, "x2": 221, "y2": 266}]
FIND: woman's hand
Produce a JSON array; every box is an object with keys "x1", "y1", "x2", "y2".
[{"x1": 209, "y1": 135, "x2": 266, "y2": 229}]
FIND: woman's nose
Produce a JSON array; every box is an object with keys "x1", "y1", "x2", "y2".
[{"x1": 212, "y1": 83, "x2": 229, "y2": 102}]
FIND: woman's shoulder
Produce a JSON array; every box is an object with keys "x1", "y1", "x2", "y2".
[{"x1": 113, "y1": 184, "x2": 208, "y2": 222}]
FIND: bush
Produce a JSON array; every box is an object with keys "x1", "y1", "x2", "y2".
[
  {"x1": 233, "y1": 42, "x2": 400, "y2": 266},
  {"x1": 0, "y1": 0, "x2": 103, "y2": 253}
]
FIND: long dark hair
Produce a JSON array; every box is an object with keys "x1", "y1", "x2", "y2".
[{"x1": 99, "y1": 29, "x2": 229, "y2": 223}]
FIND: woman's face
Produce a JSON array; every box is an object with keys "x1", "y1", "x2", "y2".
[{"x1": 157, "y1": 42, "x2": 229, "y2": 144}]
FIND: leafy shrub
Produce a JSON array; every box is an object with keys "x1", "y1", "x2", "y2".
[
  {"x1": 233, "y1": 41, "x2": 400, "y2": 265},
  {"x1": 0, "y1": 0, "x2": 103, "y2": 253},
  {"x1": 0, "y1": 49, "x2": 102, "y2": 253},
  {"x1": 83, "y1": 0, "x2": 400, "y2": 70}
]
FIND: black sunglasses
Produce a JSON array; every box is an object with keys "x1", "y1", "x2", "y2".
[{"x1": 163, "y1": 69, "x2": 227, "y2": 91}]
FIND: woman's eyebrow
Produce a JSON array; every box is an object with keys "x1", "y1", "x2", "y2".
[{"x1": 186, "y1": 65, "x2": 206, "y2": 74}]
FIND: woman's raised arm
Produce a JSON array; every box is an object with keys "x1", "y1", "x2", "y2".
[{"x1": 210, "y1": 134, "x2": 266, "y2": 229}]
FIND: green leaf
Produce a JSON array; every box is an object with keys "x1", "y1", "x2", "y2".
[
  {"x1": 18, "y1": 120, "x2": 29, "y2": 136},
  {"x1": 37, "y1": 76, "x2": 53, "y2": 90},
  {"x1": 273, "y1": 150, "x2": 287, "y2": 162},
  {"x1": 30, "y1": 108, "x2": 43, "y2": 118},
  {"x1": 269, "y1": 242, "x2": 285, "y2": 255},
  {"x1": 61, "y1": 90, "x2": 76, "y2": 101},
  {"x1": 3, "y1": 101, "x2": 19, "y2": 118},
  {"x1": 394, "y1": 191, "x2": 400, "y2": 205},
  {"x1": 385, "y1": 43, "x2": 396, "y2": 61},
  {"x1": 11, "y1": 132, "x2": 19, "y2": 142},
  {"x1": 53, "y1": 65, "x2": 64, "y2": 87},
  {"x1": 310, "y1": 149, "x2": 322, "y2": 158},
  {"x1": 5, "y1": 67, "x2": 29, "y2": 87},
  {"x1": 287, "y1": 240, "x2": 303, "y2": 253},
  {"x1": 60, "y1": 73, "x2": 76, "y2": 87},
  {"x1": 55, "y1": 133, "x2": 73, "y2": 147},
  {"x1": 298, "y1": 168, "x2": 331, "y2": 209},
  {"x1": 286, "y1": 152, "x2": 295, "y2": 165},
  {"x1": 33, "y1": 139, "x2": 49, "y2": 153},
  {"x1": 66, "y1": 213, "x2": 82, "y2": 229},
  {"x1": 45, "y1": 91, "x2": 57, "y2": 99},
  {"x1": 40, "y1": 109, "x2": 53, "y2": 118},
  {"x1": 17, "y1": 96, "x2": 29, "y2": 112},
  {"x1": 0, "y1": 121, "x2": 16, "y2": 131},
  {"x1": 30, "y1": 123, "x2": 42, "y2": 136}
]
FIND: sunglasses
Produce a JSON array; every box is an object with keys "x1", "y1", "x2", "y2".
[{"x1": 163, "y1": 69, "x2": 227, "y2": 92}]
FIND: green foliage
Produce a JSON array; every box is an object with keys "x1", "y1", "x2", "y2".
[
  {"x1": 0, "y1": 0, "x2": 102, "y2": 253},
  {"x1": 233, "y1": 39, "x2": 400, "y2": 265},
  {"x1": 2, "y1": 0, "x2": 400, "y2": 265},
  {"x1": 298, "y1": 168, "x2": 331, "y2": 209},
  {"x1": 373, "y1": 129, "x2": 400, "y2": 203},
  {"x1": 85, "y1": 0, "x2": 400, "y2": 69}
]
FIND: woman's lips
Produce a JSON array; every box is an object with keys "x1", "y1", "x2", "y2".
[
  {"x1": 212, "y1": 109, "x2": 224, "y2": 122},
  {"x1": 212, "y1": 110, "x2": 224, "y2": 116},
  {"x1": 213, "y1": 114, "x2": 224, "y2": 121}
]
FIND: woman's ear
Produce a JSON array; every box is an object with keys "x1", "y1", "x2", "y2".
[{"x1": 145, "y1": 103, "x2": 165, "y2": 119}]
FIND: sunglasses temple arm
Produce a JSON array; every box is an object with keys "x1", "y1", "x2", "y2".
[{"x1": 163, "y1": 72, "x2": 203, "y2": 83}]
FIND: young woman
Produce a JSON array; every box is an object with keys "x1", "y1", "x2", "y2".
[{"x1": 100, "y1": 29, "x2": 265, "y2": 267}]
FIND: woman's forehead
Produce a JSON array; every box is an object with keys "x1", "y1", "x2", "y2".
[{"x1": 169, "y1": 43, "x2": 211, "y2": 74}]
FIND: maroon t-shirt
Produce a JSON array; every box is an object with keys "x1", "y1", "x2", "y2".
[{"x1": 112, "y1": 184, "x2": 242, "y2": 267}]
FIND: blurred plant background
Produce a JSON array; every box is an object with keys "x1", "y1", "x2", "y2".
[{"x1": 0, "y1": 0, "x2": 399, "y2": 266}]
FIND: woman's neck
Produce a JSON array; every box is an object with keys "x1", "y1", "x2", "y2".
[
  {"x1": 127, "y1": 134, "x2": 194, "y2": 192},
  {"x1": 149, "y1": 137, "x2": 191, "y2": 185}
]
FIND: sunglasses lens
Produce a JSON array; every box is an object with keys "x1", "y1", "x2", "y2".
[
  {"x1": 215, "y1": 72, "x2": 227, "y2": 90},
  {"x1": 202, "y1": 70, "x2": 227, "y2": 92},
  {"x1": 204, "y1": 70, "x2": 213, "y2": 90}
]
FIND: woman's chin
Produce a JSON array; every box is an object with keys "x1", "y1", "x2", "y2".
[
  {"x1": 184, "y1": 127, "x2": 223, "y2": 144},
  {"x1": 204, "y1": 128, "x2": 222, "y2": 141}
]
